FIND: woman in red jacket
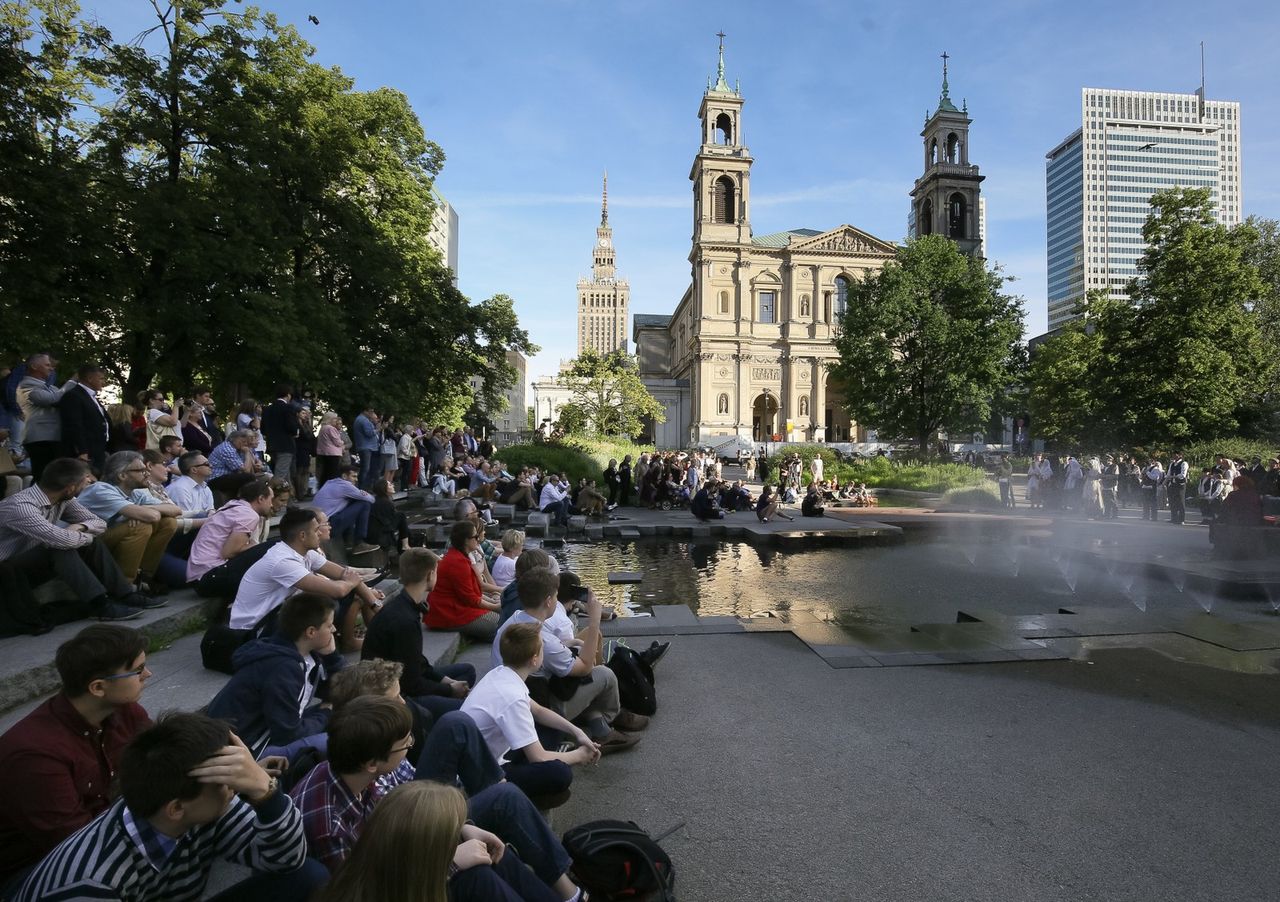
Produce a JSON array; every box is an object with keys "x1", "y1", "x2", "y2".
[{"x1": 424, "y1": 520, "x2": 501, "y2": 639}]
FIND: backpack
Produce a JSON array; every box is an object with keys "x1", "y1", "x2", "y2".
[
  {"x1": 563, "y1": 819, "x2": 677, "y2": 902},
  {"x1": 199, "y1": 623, "x2": 257, "y2": 675},
  {"x1": 607, "y1": 645, "x2": 656, "y2": 717}
]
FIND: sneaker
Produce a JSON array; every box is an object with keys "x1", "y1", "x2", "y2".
[
  {"x1": 349, "y1": 542, "x2": 381, "y2": 556},
  {"x1": 640, "y1": 640, "x2": 670, "y2": 669},
  {"x1": 598, "y1": 729, "x2": 641, "y2": 755},
  {"x1": 120, "y1": 592, "x2": 167, "y2": 610},
  {"x1": 96, "y1": 602, "x2": 145, "y2": 622},
  {"x1": 611, "y1": 710, "x2": 650, "y2": 732}
]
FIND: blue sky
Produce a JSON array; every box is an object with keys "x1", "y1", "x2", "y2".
[{"x1": 96, "y1": 0, "x2": 1280, "y2": 391}]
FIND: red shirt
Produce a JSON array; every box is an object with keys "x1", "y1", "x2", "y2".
[
  {"x1": 424, "y1": 547, "x2": 485, "y2": 629},
  {"x1": 0, "y1": 693, "x2": 151, "y2": 880}
]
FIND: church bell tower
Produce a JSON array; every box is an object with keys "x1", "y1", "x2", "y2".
[
  {"x1": 690, "y1": 33, "x2": 753, "y2": 248},
  {"x1": 909, "y1": 53, "x2": 984, "y2": 257}
]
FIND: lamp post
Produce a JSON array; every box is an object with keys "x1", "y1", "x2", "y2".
[{"x1": 761, "y1": 387, "x2": 773, "y2": 464}]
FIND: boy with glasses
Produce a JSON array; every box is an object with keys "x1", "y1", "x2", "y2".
[{"x1": 0, "y1": 625, "x2": 153, "y2": 890}]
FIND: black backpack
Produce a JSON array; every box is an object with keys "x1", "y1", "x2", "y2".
[
  {"x1": 562, "y1": 819, "x2": 677, "y2": 902},
  {"x1": 607, "y1": 645, "x2": 656, "y2": 717}
]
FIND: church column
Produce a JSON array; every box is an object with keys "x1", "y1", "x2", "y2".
[
  {"x1": 811, "y1": 358, "x2": 826, "y2": 443},
  {"x1": 735, "y1": 352, "x2": 751, "y2": 440}
]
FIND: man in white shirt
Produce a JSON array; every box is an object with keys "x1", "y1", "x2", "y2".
[
  {"x1": 462, "y1": 621, "x2": 599, "y2": 802},
  {"x1": 538, "y1": 474, "x2": 571, "y2": 528},
  {"x1": 230, "y1": 507, "x2": 380, "y2": 651},
  {"x1": 166, "y1": 451, "x2": 215, "y2": 517},
  {"x1": 492, "y1": 568, "x2": 645, "y2": 754}
]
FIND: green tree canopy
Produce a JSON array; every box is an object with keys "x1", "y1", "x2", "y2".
[
  {"x1": 827, "y1": 234, "x2": 1025, "y2": 453},
  {"x1": 557, "y1": 350, "x2": 664, "y2": 439},
  {"x1": 0, "y1": 0, "x2": 533, "y2": 420}
]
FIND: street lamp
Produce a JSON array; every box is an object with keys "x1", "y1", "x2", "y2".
[{"x1": 761, "y1": 387, "x2": 773, "y2": 465}]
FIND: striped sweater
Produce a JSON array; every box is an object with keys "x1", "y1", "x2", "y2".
[{"x1": 13, "y1": 791, "x2": 305, "y2": 901}]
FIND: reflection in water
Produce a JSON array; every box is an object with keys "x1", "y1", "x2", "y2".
[{"x1": 552, "y1": 536, "x2": 1236, "y2": 625}]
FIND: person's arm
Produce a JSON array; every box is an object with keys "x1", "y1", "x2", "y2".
[
  {"x1": 24, "y1": 379, "x2": 73, "y2": 408},
  {"x1": 337, "y1": 481, "x2": 374, "y2": 504},
  {"x1": 221, "y1": 530, "x2": 254, "y2": 559},
  {"x1": 115, "y1": 503, "x2": 162, "y2": 524},
  {"x1": 294, "y1": 573, "x2": 359, "y2": 599},
  {"x1": 566, "y1": 592, "x2": 604, "y2": 678},
  {"x1": 522, "y1": 701, "x2": 600, "y2": 765},
  {"x1": 148, "y1": 409, "x2": 178, "y2": 428}
]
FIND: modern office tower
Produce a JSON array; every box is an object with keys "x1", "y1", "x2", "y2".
[
  {"x1": 428, "y1": 187, "x2": 459, "y2": 285},
  {"x1": 1045, "y1": 86, "x2": 1241, "y2": 330},
  {"x1": 576, "y1": 174, "x2": 630, "y2": 355}
]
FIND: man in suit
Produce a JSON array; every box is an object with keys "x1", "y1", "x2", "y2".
[
  {"x1": 59, "y1": 365, "x2": 111, "y2": 474},
  {"x1": 260, "y1": 383, "x2": 299, "y2": 486}
]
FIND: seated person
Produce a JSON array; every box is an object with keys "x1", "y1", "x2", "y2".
[
  {"x1": 494, "y1": 568, "x2": 646, "y2": 753},
  {"x1": 188, "y1": 477, "x2": 274, "y2": 597},
  {"x1": 466, "y1": 459, "x2": 498, "y2": 503},
  {"x1": 135, "y1": 449, "x2": 206, "y2": 584},
  {"x1": 0, "y1": 625, "x2": 152, "y2": 889},
  {"x1": 365, "y1": 478, "x2": 410, "y2": 556},
  {"x1": 801, "y1": 483, "x2": 825, "y2": 517},
  {"x1": 78, "y1": 450, "x2": 180, "y2": 596},
  {"x1": 719, "y1": 479, "x2": 753, "y2": 512},
  {"x1": 755, "y1": 484, "x2": 794, "y2": 523},
  {"x1": 497, "y1": 547, "x2": 555, "y2": 627},
  {"x1": 491, "y1": 529, "x2": 524, "y2": 590},
  {"x1": 424, "y1": 520, "x2": 501, "y2": 641},
  {"x1": 572, "y1": 478, "x2": 607, "y2": 516},
  {"x1": 495, "y1": 464, "x2": 536, "y2": 509},
  {"x1": 312, "y1": 464, "x2": 378, "y2": 555},
  {"x1": 166, "y1": 450, "x2": 215, "y2": 518},
  {"x1": 207, "y1": 592, "x2": 346, "y2": 759},
  {"x1": 462, "y1": 622, "x2": 601, "y2": 804},
  {"x1": 293, "y1": 698, "x2": 581, "y2": 901},
  {"x1": 361, "y1": 548, "x2": 476, "y2": 719},
  {"x1": 538, "y1": 474, "x2": 572, "y2": 528},
  {"x1": 11, "y1": 712, "x2": 324, "y2": 902},
  {"x1": 0, "y1": 457, "x2": 157, "y2": 621},
  {"x1": 230, "y1": 506, "x2": 382, "y2": 652},
  {"x1": 690, "y1": 479, "x2": 725, "y2": 521},
  {"x1": 208, "y1": 427, "x2": 266, "y2": 503}
]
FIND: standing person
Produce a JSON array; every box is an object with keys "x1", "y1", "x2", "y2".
[
  {"x1": 180, "y1": 400, "x2": 214, "y2": 457},
  {"x1": 16, "y1": 352, "x2": 73, "y2": 482},
  {"x1": 140, "y1": 390, "x2": 180, "y2": 452},
  {"x1": 1165, "y1": 450, "x2": 1189, "y2": 524},
  {"x1": 59, "y1": 365, "x2": 112, "y2": 474},
  {"x1": 1100, "y1": 454, "x2": 1121, "y2": 520},
  {"x1": 809, "y1": 454, "x2": 824, "y2": 486},
  {"x1": 315, "y1": 412, "x2": 344, "y2": 489},
  {"x1": 743, "y1": 450, "x2": 756, "y2": 484},
  {"x1": 603, "y1": 459, "x2": 619, "y2": 510},
  {"x1": 352, "y1": 406, "x2": 380, "y2": 490},
  {"x1": 757, "y1": 450, "x2": 770, "y2": 486},
  {"x1": 1063, "y1": 456, "x2": 1083, "y2": 511},
  {"x1": 1026, "y1": 453, "x2": 1051, "y2": 509},
  {"x1": 618, "y1": 454, "x2": 633, "y2": 507},
  {"x1": 1197, "y1": 467, "x2": 1225, "y2": 525},
  {"x1": 1083, "y1": 457, "x2": 1105, "y2": 519},
  {"x1": 997, "y1": 453, "x2": 1014, "y2": 509},
  {"x1": 294, "y1": 407, "x2": 315, "y2": 500},
  {"x1": 395, "y1": 427, "x2": 416, "y2": 492},
  {"x1": 1141, "y1": 458, "x2": 1164, "y2": 522},
  {"x1": 260, "y1": 384, "x2": 299, "y2": 487}
]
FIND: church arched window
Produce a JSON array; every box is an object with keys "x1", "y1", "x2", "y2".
[
  {"x1": 717, "y1": 393, "x2": 730, "y2": 415},
  {"x1": 718, "y1": 290, "x2": 730, "y2": 314},
  {"x1": 714, "y1": 112, "x2": 733, "y2": 145},
  {"x1": 799, "y1": 396, "x2": 809, "y2": 417},
  {"x1": 713, "y1": 176, "x2": 736, "y2": 224},
  {"x1": 834, "y1": 276, "x2": 851, "y2": 321},
  {"x1": 948, "y1": 193, "x2": 967, "y2": 239},
  {"x1": 929, "y1": 138, "x2": 938, "y2": 166},
  {"x1": 946, "y1": 133, "x2": 960, "y2": 163},
  {"x1": 920, "y1": 198, "x2": 934, "y2": 235},
  {"x1": 799, "y1": 295, "x2": 811, "y2": 317}
]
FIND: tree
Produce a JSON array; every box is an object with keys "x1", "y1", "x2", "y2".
[
  {"x1": 557, "y1": 350, "x2": 664, "y2": 438},
  {"x1": 827, "y1": 234, "x2": 1025, "y2": 453}
]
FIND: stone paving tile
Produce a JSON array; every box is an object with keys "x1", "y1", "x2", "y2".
[
  {"x1": 821, "y1": 654, "x2": 883, "y2": 669},
  {"x1": 651, "y1": 605, "x2": 700, "y2": 627},
  {"x1": 1172, "y1": 614, "x2": 1280, "y2": 651}
]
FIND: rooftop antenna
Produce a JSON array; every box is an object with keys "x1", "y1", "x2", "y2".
[
  {"x1": 1197, "y1": 41, "x2": 1206, "y2": 121},
  {"x1": 601, "y1": 170, "x2": 608, "y2": 224}
]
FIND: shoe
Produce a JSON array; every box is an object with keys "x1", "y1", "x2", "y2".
[
  {"x1": 121, "y1": 592, "x2": 167, "y2": 610},
  {"x1": 135, "y1": 579, "x2": 169, "y2": 597},
  {"x1": 350, "y1": 542, "x2": 381, "y2": 555},
  {"x1": 640, "y1": 640, "x2": 670, "y2": 669},
  {"x1": 611, "y1": 710, "x2": 650, "y2": 732},
  {"x1": 598, "y1": 729, "x2": 641, "y2": 755},
  {"x1": 96, "y1": 602, "x2": 145, "y2": 622}
]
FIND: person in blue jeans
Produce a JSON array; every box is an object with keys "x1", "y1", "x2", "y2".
[
  {"x1": 350, "y1": 406, "x2": 380, "y2": 490},
  {"x1": 310, "y1": 465, "x2": 376, "y2": 553}
]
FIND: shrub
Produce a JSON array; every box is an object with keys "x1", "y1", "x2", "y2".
[
  {"x1": 498, "y1": 436, "x2": 655, "y2": 486},
  {"x1": 1180, "y1": 439, "x2": 1279, "y2": 469},
  {"x1": 939, "y1": 484, "x2": 1003, "y2": 509},
  {"x1": 820, "y1": 455, "x2": 989, "y2": 494}
]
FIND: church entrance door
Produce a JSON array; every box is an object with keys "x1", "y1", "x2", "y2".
[{"x1": 751, "y1": 392, "x2": 779, "y2": 441}]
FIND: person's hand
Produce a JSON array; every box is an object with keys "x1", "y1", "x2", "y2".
[
  {"x1": 261, "y1": 755, "x2": 288, "y2": 777},
  {"x1": 585, "y1": 589, "x2": 602, "y2": 621},
  {"x1": 452, "y1": 838, "x2": 492, "y2": 871},
  {"x1": 449, "y1": 679, "x2": 469, "y2": 699},
  {"x1": 461, "y1": 824, "x2": 504, "y2": 864},
  {"x1": 187, "y1": 733, "x2": 272, "y2": 801},
  {"x1": 572, "y1": 741, "x2": 602, "y2": 766}
]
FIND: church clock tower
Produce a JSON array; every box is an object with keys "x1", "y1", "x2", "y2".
[
  {"x1": 690, "y1": 32, "x2": 752, "y2": 248},
  {"x1": 910, "y1": 53, "x2": 984, "y2": 258},
  {"x1": 577, "y1": 173, "x2": 630, "y2": 355}
]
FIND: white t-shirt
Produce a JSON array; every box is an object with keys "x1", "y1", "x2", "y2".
[
  {"x1": 546, "y1": 603, "x2": 575, "y2": 645},
  {"x1": 229, "y1": 541, "x2": 327, "y2": 629},
  {"x1": 492, "y1": 609, "x2": 575, "y2": 677},
  {"x1": 460, "y1": 665, "x2": 539, "y2": 764},
  {"x1": 491, "y1": 554, "x2": 517, "y2": 590}
]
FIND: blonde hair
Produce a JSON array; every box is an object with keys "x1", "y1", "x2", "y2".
[
  {"x1": 327, "y1": 659, "x2": 405, "y2": 710},
  {"x1": 316, "y1": 781, "x2": 464, "y2": 902},
  {"x1": 500, "y1": 529, "x2": 525, "y2": 553},
  {"x1": 106, "y1": 403, "x2": 135, "y2": 427}
]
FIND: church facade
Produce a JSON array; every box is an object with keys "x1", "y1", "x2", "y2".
[{"x1": 634, "y1": 44, "x2": 981, "y2": 449}]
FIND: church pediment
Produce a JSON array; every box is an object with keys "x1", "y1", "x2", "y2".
[{"x1": 786, "y1": 225, "x2": 897, "y2": 256}]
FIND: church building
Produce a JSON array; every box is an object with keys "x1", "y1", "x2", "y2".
[{"x1": 634, "y1": 41, "x2": 982, "y2": 449}]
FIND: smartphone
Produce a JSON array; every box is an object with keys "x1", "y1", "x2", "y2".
[{"x1": 573, "y1": 586, "x2": 591, "y2": 601}]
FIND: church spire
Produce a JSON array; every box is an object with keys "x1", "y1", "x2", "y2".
[
  {"x1": 601, "y1": 170, "x2": 608, "y2": 225},
  {"x1": 936, "y1": 51, "x2": 959, "y2": 114},
  {"x1": 712, "y1": 31, "x2": 732, "y2": 93}
]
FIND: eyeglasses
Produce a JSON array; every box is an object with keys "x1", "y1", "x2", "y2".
[
  {"x1": 101, "y1": 664, "x2": 149, "y2": 681},
  {"x1": 390, "y1": 734, "x2": 415, "y2": 754},
  {"x1": 124, "y1": 467, "x2": 147, "y2": 474}
]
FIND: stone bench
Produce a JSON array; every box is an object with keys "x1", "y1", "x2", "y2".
[{"x1": 525, "y1": 512, "x2": 550, "y2": 536}]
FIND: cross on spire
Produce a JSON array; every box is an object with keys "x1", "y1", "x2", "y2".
[{"x1": 940, "y1": 51, "x2": 951, "y2": 101}]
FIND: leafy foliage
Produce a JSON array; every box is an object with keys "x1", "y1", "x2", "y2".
[
  {"x1": 557, "y1": 350, "x2": 664, "y2": 438},
  {"x1": 827, "y1": 235, "x2": 1025, "y2": 454}
]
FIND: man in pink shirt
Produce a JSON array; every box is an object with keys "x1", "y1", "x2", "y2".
[{"x1": 189, "y1": 477, "x2": 274, "y2": 598}]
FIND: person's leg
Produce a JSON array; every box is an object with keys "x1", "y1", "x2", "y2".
[
  {"x1": 437, "y1": 661, "x2": 477, "y2": 688},
  {"x1": 350, "y1": 502, "x2": 371, "y2": 544},
  {"x1": 501, "y1": 756, "x2": 574, "y2": 799},
  {"x1": 486, "y1": 848, "x2": 563, "y2": 902},
  {"x1": 357, "y1": 449, "x2": 374, "y2": 490},
  {"x1": 413, "y1": 693, "x2": 464, "y2": 720},
  {"x1": 559, "y1": 665, "x2": 621, "y2": 736},
  {"x1": 138, "y1": 517, "x2": 178, "y2": 583},
  {"x1": 457, "y1": 611, "x2": 499, "y2": 642},
  {"x1": 467, "y1": 782, "x2": 575, "y2": 890},
  {"x1": 101, "y1": 521, "x2": 153, "y2": 582},
  {"x1": 195, "y1": 539, "x2": 275, "y2": 599},
  {"x1": 413, "y1": 710, "x2": 504, "y2": 795},
  {"x1": 272, "y1": 451, "x2": 294, "y2": 484},
  {"x1": 327, "y1": 503, "x2": 361, "y2": 545},
  {"x1": 448, "y1": 862, "x2": 527, "y2": 902},
  {"x1": 204, "y1": 858, "x2": 328, "y2": 902},
  {"x1": 24, "y1": 441, "x2": 59, "y2": 483}
]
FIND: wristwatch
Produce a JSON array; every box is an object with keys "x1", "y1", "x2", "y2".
[{"x1": 249, "y1": 775, "x2": 279, "y2": 804}]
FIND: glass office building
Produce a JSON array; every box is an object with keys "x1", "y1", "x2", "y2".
[{"x1": 1045, "y1": 88, "x2": 1241, "y2": 330}]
